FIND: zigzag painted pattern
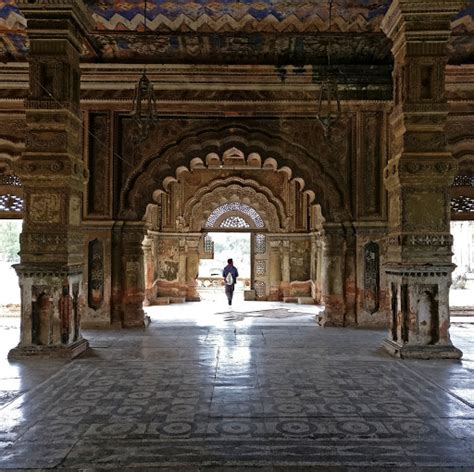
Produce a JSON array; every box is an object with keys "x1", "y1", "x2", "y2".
[
  {"x1": 0, "y1": 11, "x2": 26, "y2": 30},
  {"x1": 452, "y1": 14, "x2": 474, "y2": 34},
  {"x1": 0, "y1": 4, "x2": 471, "y2": 35},
  {"x1": 91, "y1": 11, "x2": 382, "y2": 33}
]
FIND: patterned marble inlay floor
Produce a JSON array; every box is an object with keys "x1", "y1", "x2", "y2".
[{"x1": 0, "y1": 303, "x2": 473, "y2": 471}]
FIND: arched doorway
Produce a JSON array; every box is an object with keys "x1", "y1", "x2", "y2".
[{"x1": 142, "y1": 148, "x2": 320, "y2": 307}]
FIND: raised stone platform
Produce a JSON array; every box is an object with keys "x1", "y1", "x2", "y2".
[
  {"x1": 382, "y1": 338, "x2": 463, "y2": 360},
  {"x1": 8, "y1": 338, "x2": 89, "y2": 360}
]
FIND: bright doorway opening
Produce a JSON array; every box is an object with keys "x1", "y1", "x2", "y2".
[
  {"x1": 0, "y1": 219, "x2": 22, "y2": 319},
  {"x1": 451, "y1": 221, "x2": 474, "y2": 312},
  {"x1": 198, "y1": 232, "x2": 251, "y2": 302}
]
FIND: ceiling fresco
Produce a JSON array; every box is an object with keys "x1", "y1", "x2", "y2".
[{"x1": 0, "y1": 0, "x2": 472, "y2": 64}]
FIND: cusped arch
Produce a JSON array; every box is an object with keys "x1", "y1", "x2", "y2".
[
  {"x1": 187, "y1": 184, "x2": 282, "y2": 232},
  {"x1": 183, "y1": 176, "x2": 287, "y2": 230},
  {"x1": 122, "y1": 123, "x2": 349, "y2": 222}
]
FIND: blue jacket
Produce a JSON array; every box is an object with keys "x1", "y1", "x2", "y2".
[{"x1": 223, "y1": 265, "x2": 239, "y2": 284}]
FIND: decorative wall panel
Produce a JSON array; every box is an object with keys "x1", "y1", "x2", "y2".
[
  {"x1": 357, "y1": 112, "x2": 384, "y2": 219},
  {"x1": 87, "y1": 112, "x2": 111, "y2": 217},
  {"x1": 290, "y1": 240, "x2": 310, "y2": 281}
]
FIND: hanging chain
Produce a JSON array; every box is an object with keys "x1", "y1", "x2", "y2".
[
  {"x1": 316, "y1": 0, "x2": 341, "y2": 141},
  {"x1": 131, "y1": 0, "x2": 158, "y2": 143},
  {"x1": 327, "y1": 0, "x2": 333, "y2": 69}
]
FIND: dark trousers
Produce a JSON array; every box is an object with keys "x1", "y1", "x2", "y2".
[{"x1": 225, "y1": 284, "x2": 235, "y2": 304}]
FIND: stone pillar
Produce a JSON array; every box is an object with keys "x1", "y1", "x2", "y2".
[
  {"x1": 380, "y1": 0, "x2": 464, "y2": 358},
  {"x1": 281, "y1": 240, "x2": 290, "y2": 283},
  {"x1": 313, "y1": 232, "x2": 324, "y2": 304},
  {"x1": 185, "y1": 236, "x2": 200, "y2": 301},
  {"x1": 142, "y1": 234, "x2": 155, "y2": 305},
  {"x1": 343, "y1": 224, "x2": 357, "y2": 326},
  {"x1": 120, "y1": 223, "x2": 146, "y2": 328},
  {"x1": 9, "y1": 1, "x2": 92, "y2": 359},
  {"x1": 268, "y1": 240, "x2": 282, "y2": 301},
  {"x1": 318, "y1": 225, "x2": 346, "y2": 327}
]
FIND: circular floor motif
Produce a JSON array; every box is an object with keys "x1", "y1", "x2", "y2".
[
  {"x1": 277, "y1": 420, "x2": 310, "y2": 435},
  {"x1": 275, "y1": 402, "x2": 304, "y2": 414},
  {"x1": 116, "y1": 406, "x2": 143, "y2": 415},
  {"x1": 161, "y1": 421, "x2": 193, "y2": 435},
  {"x1": 338, "y1": 420, "x2": 375, "y2": 435},
  {"x1": 220, "y1": 421, "x2": 252, "y2": 435}
]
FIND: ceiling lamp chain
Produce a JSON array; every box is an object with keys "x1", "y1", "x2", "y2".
[
  {"x1": 131, "y1": 0, "x2": 158, "y2": 142},
  {"x1": 316, "y1": 0, "x2": 341, "y2": 140}
]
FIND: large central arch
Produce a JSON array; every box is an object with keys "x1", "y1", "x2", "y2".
[{"x1": 120, "y1": 123, "x2": 350, "y2": 223}]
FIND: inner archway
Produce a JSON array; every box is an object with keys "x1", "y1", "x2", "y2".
[{"x1": 142, "y1": 147, "x2": 323, "y2": 308}]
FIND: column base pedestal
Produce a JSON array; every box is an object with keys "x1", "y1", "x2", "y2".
[
  {"x1": 382, "y1": 339, "x2": 463, "y2": 360},
  {"x1": 8, "y1": 338, "x2": 89, "y2": 360},
  {"x1": 316, "y1": 310, "x2": 344, "y2": 327}
]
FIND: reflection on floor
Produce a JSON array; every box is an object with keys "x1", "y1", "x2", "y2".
[{"x1": 0, "y1": 301, "x2": 473, "y2": 470}]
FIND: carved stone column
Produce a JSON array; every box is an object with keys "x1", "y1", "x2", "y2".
[
  {"x1": 343, "y1": 224, "x2": 357, "y2": 326},
  {"x1": 9, "y1": 1, "x2": 93, "y2": 359},
  {"x1": 268, "y1": 240, "x2": 282, "y2": 301},
  {"x1": 119, "y1": 223, "x2": 146, "y2": 328},
  {"x1": 185, "y1": 236, "x2": 201, "y2": 301},
  {"x1": 380, "y1": 0, "x2": 464, "y2": 358},
  {"x1": 318, "y1": 225, "x2": 346, "y2": 327},
  {"x1": 142, "y1": 234, "x2": 155, "y2": 306}
]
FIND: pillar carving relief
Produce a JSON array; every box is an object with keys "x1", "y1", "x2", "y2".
[
  {"x1": 185, "y1": 236, "x2": 201, "y2": 301},
  {"x1": 380, "y1": 0, "x2": 464, "y2": 358},
  {"x1": 142, "y1": 234, "x2": 154, "y2": 306},
  {"x1": 115, "y1": 222, "x2": 146, "y2": 328},
  {"x1": 268, "y1": 240, "x2": 282, "y2": 301},
  {"x1": 9, "y1": 0, "x2": 93, "y2": 359}
]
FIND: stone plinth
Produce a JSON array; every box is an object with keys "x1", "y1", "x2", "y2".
[{"x1": 8, "y1": 338, "x2": 89, "y2": 360}]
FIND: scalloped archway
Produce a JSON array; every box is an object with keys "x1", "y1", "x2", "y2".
[{"x1": 121, "y1": 124, "x2": 348, "y2": 222}]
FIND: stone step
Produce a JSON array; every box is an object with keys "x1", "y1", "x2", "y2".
[
  {"x1": 155, "y1": 297, "x2": 170, "y2": 305},
  {"x1": 298, "y1": 297, "x2": 315, "y2": 305},
  {"x1": 170, "y1": 297, "x2": 186, "y2": 304},
  {"x1": 283, "y1": 297, "x2": 298, "y2": 303}
]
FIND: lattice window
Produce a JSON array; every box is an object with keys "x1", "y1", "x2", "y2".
[
  {"x1": 255, "y1": 281, "x2": 266, "y2": 299},
  {"x1": 452, "y1": 175, "x2": 474, "y2": 187},
  {"x1": 0, "y1": 175, "x2": 22, "y2": 187},
  {"x1": 220, "y1": 216, "x2": 250, "y2": 229},
  {"x1": 255, "y1": 234, "x2": 266, "y2": 254},
  {"x1": 451, "y1": 196, "x2": 474, "y2": 213},
  {"x1": 203, "y1": 233, "x2": 214, "y2": 253},
  {"x1": 0, "y1": 194, "x2": 24, "y2": 213},
  {"x1": 206, "y1": 202, "x2": 264, "y2": 228},
  {"x1": 255, "y1": 260, "x2": 266, "y2": 276}
]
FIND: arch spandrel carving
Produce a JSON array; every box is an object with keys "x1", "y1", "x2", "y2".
[{"x1": 122, "y1": 123, "x2": 349, "y2": 222}]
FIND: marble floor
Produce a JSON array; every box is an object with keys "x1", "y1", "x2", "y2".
[{"x1": 0, "y1": 301, "x2": 473, "y2": 471}]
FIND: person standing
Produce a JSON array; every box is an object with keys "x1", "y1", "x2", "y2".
[{"x1": 223, "y1": 258, "x2": 239, "y2": 306}]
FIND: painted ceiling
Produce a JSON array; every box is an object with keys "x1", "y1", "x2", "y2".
[{"x1": 0, "y1": 0, "x2": 472, "y2": 63}]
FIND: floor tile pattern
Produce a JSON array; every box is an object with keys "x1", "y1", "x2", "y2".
[{"x1": 0, "y1": 303, "x2": 473, "y2": 470}]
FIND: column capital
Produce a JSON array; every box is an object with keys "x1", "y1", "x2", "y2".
[
  {"x1": 18, "y1": 0, "x2": 93, "y2": 47},
  {"x1": 382, "y1": 0, "x2": 466, "y2": 56}
]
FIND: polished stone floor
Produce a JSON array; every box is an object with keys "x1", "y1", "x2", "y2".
[{"x1": 0, "y1": 300, "x2": 473, "y2": 471}]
